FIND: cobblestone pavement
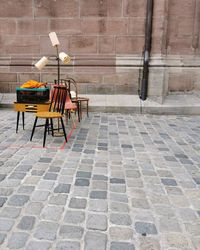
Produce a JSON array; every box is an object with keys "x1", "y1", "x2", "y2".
[{"x1": 0, "y1": 110, "x2": 200, "y2": 250}]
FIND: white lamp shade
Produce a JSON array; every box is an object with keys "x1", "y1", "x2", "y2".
[
  {"x1": 59, "y1": 52, "x2": 71, "y2": 64},
  {"x1": 49, "y1": 32, "x2": 60, "y2": 47},
  {"x1": 35, "y1": 56, "x2": 49, "y2": 70}
]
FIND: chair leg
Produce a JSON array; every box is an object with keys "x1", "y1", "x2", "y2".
[
  {"x1": 77, "y1": 102, "x2": 81, "y2": 122},
  {"x1": 16, "y1": 111, "x2": 20, "y2": 133},
  {"x1": 79, "y1": 101, "x2": 82, "y2": 120},
  {"x1": 70, "y1": 111, "x2": 76, "y2": 129},
  {"x1": 65, "y1": 110, "x2": 69, "y2": 124},
  {"x1": 43, "y1": 118, "x2": 49, "y2": 147},
  {"x1": 57, "y1": 119, "x2": 60, "y2": 132},
  {"x1": 47, "y1": 118, "x2": 50, "y2": 135},
  {"x1": 60, "y1": 117, "x2": 67, "y2": 143},
  {"x1": 22, "y1": 112, "x2": 25, "y2": 130},
  {"x1": 86, "y1": 100, "x2": 89, "y2": 117},
  {"x1": 30, "y1": 117, "x2": 38, "y2": 141},
  {"x1": 50, "y1": 118, "x2": 54, "y2": 136}
]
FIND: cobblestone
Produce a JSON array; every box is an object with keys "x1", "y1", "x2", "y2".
[
  {"x1": 110, "y1": 185, "x2": 126, "y2": 193},
  {"x1": 109, "y1": 227, "x2": 133, "y2": 241},
  {"x1": 17, "y1": 216, "x2": 35, "y2": 230},
  {"x1": 0, "y1": 111, "x2": 200, "y2": 249},
  {"x1": 161, "y1": 178, "x2": 178, "y2": 186},
  {"x1": 56, "y1": 241, "x2": 80, "y2": 250},
  {"x1": 24, "y1": 202, "x2": 43, "y2": 215},
  {"x1": 72, "y1": 186, "x2": 89, "y2": 197},
  {"x1": 0, "y1": 206, "x2": 21, "y2": 218},
  {"x1": 159, "y1": 217, "x2": 182, "y2": 232},
  {"x1": 110, "y1": 202, "x2": 129, "y2": 213},
  {"x1": 17, "y1": 185, "x2": 35, "y2": 194},
  {"x1": 86, "y1": 213, "x2": 108, "y2": 231},
  {"x1": 69, "y1": 197, "x2": 87, "y2": 209},
  {"x1": 8, "y1": 194, "x2": 29, "y2": 206},
  {"x1": 131, "y1": 198, "x2": 150, "y2": 209},
  {"x1": 34, "y1": 221, "x2": 59, "y2": 240},
  {"x1": 84, "y1": 231, "x2": 107, "y2": 250},
  {"x1": 89, "y1": 199, "x2": 108, "y2": 212},
  {"x1": 9, "y1": 171, "x2": 26, "y2": 180},
  {"x1": 139, "y1": 237, "x2": 161, "y2": 250},
  {"x1": 64, "y1": 210, "x2": 85, "y2": 224},
  {"x1": 135, "y1": 222, "x2": 158, "y2": 235},
  {"x1": 110, "y1": 213, "x2": 132, "y2": 226},
  {"x1": 75, "y1": 178, "x2": 90, "y2": 186},
  {"x1": 90, "y1": 190, "x2": 107, "y2": 199},
  {"x1": 26, "y1": 241, "x2": 51, "y2": 250},
  {"x1": 41, "y1": 205, "x2": 64, "y2": 221},
  {"x1": 0, "y1": 218, "x2": 14, "y2": 231},
  {"x1": 49, "y1": 194, "x2": 68, "y2": 205},
  {"x1": 59, "y1": 225, "x2": 84, "y2": 239},
  {"x1": 0, "y1": 233, "x2": 6, "y2": 245},
  {"x1": 54, "y1": 183, "x2": 71, "y2": 193},
  {"x1": 110, "y1": 178, "x2": 125, "y2": 184},
  {"x1": 31, "y1": 190, "x2": 50, "y2": 202},
  {"x1": 164, "y1": 233, "x2": 190, "y2": 249},
  {"x1": 0, "y1": 197, "x2": 7, "y2": 207},
  {"x1": 110, "y1": 193, "x2": 128, "y2": 203},
  {"x1": 110, "y1": 242, "x2": 135, "y2": 250},
  {"x1": 7, "y1": 232, "x2": 29, "y2": 249},
  {"x1": 0, "y1": 174, "x2": 6, "y2": 182}
]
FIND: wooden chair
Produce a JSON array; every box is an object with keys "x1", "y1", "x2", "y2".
[
  {"x1": 54, "y1": 79, "x2": 80, "y2": 123},
  {"x1": 66, "y1": 77, "x2": 89, "y2": 119},
  {"x1": 30, "y1": 85, "x2": 68, "y2": 147}
]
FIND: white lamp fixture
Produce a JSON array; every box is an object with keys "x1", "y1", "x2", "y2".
[
  {"x1": 35, "y1": 32, "x2": 70, "y2": 83},
  {"x1": 35, "y1": 56, "x2": 49, "y2": 70},
  {"x1": 49, "y1": 32, "x2": 60, "y2": 47},
  {"x1": 59, "y1": 52, "x2": 71, "y2": 64}
]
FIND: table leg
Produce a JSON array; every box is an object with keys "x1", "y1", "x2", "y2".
[
  {"x1": 16, "y1": 111, "x2": 20, "y2": 133},
  {"x1": 22, "y1": 112, "x2": 25, "y2": 130}
]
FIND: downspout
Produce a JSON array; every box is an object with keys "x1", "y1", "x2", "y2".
[
  {"x1": 192, "y1": 0, "x2": 200, "y2": 52},
  {"x1": 140, "y1": 0, "x2": 154, "y2": 101}
]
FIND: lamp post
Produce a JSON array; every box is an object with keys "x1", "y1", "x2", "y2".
[{"x1": 56, "y1": 45, "x2": 60, "y2": 83}]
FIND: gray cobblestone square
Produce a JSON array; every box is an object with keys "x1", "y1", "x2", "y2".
[{"x1": 0, "y1": 111, "x2": 200, "y2": 249}]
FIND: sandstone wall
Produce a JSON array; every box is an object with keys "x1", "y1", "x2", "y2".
[{"x1": 0, "y1": 0, "x2": 199, "y2": 101}]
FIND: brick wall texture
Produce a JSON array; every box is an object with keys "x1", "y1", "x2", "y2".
[{"x1": 0, "y1": 0, "x2": 200, "y2": 97}]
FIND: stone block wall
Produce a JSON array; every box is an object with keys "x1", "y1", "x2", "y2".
[{"x1": 0, "y1": 0, "x2": 199, "y2": 101}]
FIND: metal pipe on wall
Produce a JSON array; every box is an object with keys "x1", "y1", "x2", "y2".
[{"x1": 139, "y1": 0, "x2": 154, "y2": 101}]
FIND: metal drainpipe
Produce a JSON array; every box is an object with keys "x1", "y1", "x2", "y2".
[{"x1": 140, "y1": 0, "x2": 154, "y2": 101}]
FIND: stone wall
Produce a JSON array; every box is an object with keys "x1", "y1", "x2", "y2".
[{"x1": 0, "y1": 0, "x2": 199, "y2": 102}]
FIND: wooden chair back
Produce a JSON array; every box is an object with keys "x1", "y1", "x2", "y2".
[{"x1": 49, "y1": 85, "x2": 68, "y2": 114}]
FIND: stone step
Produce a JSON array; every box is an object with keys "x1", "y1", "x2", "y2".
[{"x1": 1, "y1": 92, "x2": 200, "y2": 115}]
